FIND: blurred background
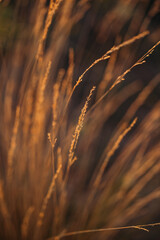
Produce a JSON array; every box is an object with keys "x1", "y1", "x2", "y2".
[{"x1": 0, "y1": 0, "x2": 160, "y2": 240}]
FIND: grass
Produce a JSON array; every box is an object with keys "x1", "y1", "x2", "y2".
[{"x1": 0, "y1": 0, "x2": 160, "y2": 240}]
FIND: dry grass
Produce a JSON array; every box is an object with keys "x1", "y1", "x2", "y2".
[{"x1": 0, "y1": 1, "x2": 160, "y2": 240}]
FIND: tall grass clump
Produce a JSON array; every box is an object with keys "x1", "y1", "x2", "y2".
[{"x1": 0, "y1": 0, "x2": 160, "y2": 240}]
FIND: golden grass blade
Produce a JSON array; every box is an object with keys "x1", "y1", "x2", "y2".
[
  {"x1": 7, "y1": 106, "x2": 20, "y2": 180},
  {"x1": 49, "y1": 222, "x2": 160, "y2": 240},
  {"x1": 119, "y1": 188, "x2": 160, "y2": 224},
  {"x1": 31, "y1": 61, "x2": 52, "y2": 144},
  {"x1": 36, "y1": 164, "x2": 62, "y2": 229},
  {"x1": 21, "y1": 206, "x2": 34, "y2": 239},
  {"x1": 68, "y1": 86, "x2": 96, "y2": 167},
  {"x1": 0, "y1": 181, "x2": 17, "y2": 239},
  {"x1": 52, "y1": 82, "x2": 61, "y2": 135},
  {"x1": 93, "y1": 118, "x2": 138, "y2": 191},
  {"x1": 89, "y1": 40, "x2": 160, "y2": 114},
  {"x1": 96, "y1": 37, "x2": 120, "y2": 99},
  {"x1": 36, "y1": 0, "x2": 64, "y2": 63}
]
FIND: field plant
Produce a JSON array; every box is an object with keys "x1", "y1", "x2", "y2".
[{"x1": 0, "y1": 0, "x2": 160, "y2": 240}]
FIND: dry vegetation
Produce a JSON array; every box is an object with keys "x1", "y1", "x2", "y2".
[{"x1": 0, "y1": 0, "x2": 160, "y2": 240}]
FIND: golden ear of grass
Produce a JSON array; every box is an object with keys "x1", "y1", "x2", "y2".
[
  {"x1": 7, "y1": 105, "x2": 20, "y2": 181},
  {"x1": 57, "y1": 147, "x2": 63, "y2": 184},
  {"x1": 36, "y1": 0, "x2": 64, "y2": 63},
  {"x1": 31, "y1": 61, "x2": 51, "y2": 144},
  {"x1": 48, "y1": 133, "x2": 57, "y2": 149},
  {"x1": 61, "y1": 48, "x2": 74, "y2": 100},
  {"x1": 68, "y1": 86, "x2": 96, "y2": 168},
  {"x1": 52, "y1": 81, "x2": 61, "y2": 135}
]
